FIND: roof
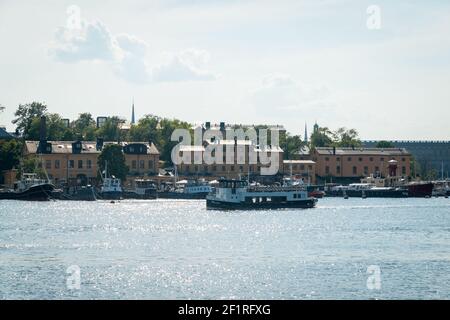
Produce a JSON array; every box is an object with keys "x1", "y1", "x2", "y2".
[
  {"x1": 294, "y1": 145, "x2": 310, "y2": 155},
  {"x1": 24, "y1": 141, "x2": 159, "y2": 155},
  {"x1": 314, "y1": 147, "x2": 410, "y2": 156},
  {"x1": 0, "y1": 127, "x2": 14, "y2": 139}
]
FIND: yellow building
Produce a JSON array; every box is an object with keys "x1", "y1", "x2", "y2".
[
  {"x1": 176, "y1": 139, "x2": 284, "y2": 180},
  {"x1": 24, "y1": 140, "x2": 159, "y2": 186}
]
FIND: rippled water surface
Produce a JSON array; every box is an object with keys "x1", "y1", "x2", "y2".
[{"x1": 1, "y1": 198, "x2": 450, "y2": 299}]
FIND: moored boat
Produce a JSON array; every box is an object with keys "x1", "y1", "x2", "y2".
[
  {"x1": 0, "y1": 173, "x2": 55, "y2": 201},
  {"x1": 206, "y1": 179, "x2": 317, "y2": 210},
  {"x1": 158, "y1": 179, "x2": 212, "y2": 199},
  {"x1": 123, "y1": 179, "x2": 158, "y2": 199}
]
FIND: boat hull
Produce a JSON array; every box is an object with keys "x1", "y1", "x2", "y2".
[
  {"x1": 206, "y1": 198, "x2": 317, "y2": 210},
  {"x1": 408, "y1": 183, "x2": 433, "y2": 197},
  {"x1": 326, "y1": 189, "x2": 408, "y2": 198},
  {"x1": 0, "y1": 183, "x2": 54, "y2": 201},
  {"x1": 158, "y1": 191, "x2": 209, "y2": 199},
  {"x1": 99, "y1": 191, "x2": 123, "y2": 200},
  {"x1": 123, "y1": 190, "x2": 158, "y2": 199}
]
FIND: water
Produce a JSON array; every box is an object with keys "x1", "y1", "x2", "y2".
[{"x1": 1, "y1": 198, "x2": 450, "y2": 299}]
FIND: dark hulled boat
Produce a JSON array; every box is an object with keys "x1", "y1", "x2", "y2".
[{"x1": 0, "y1": 174, "x2": 55, "y2": 201}]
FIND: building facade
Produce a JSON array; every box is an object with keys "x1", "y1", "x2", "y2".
[
  {"x1": 363, "y1": 140, "x2": 450, "y2": 179},
  {"x1": 311, "y1": 147, "x2": 412, "y2": 183},
  {"x1": 24, "y1": 140, "x2": 159, "y2": 186}
]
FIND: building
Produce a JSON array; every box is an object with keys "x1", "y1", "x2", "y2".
[
  {"x1": 23, "y1": 140, "x2": 159, "y2": 186},
  {"x1": 176, "y1": 138, "x2": 284, "y2": 180},
  {"x1": 0, "y1": 127, "x2": 14, "y2": 140},
  {"x1": 282, "y1": 160, "x2": 316, "y2": 184},
  {"x1": 363, "y1": 140, "x2": 450, "y2": 179},
  {"x1": 311, "y1": 147, "x2": 412, "y2": 183}
]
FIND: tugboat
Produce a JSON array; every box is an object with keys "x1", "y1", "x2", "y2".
[
  {"x1": 99, "y1": 161, "x2": 123, "y2": 200},
  {"x1": 0, "y1": 173, "x2": 55, "y2": 201},
  {"x1": 124, "y1": 179, "x2": 158, "y2": 199},
  {"x1": 206, "y1": 179, "x2": 317, "y2": 210}
]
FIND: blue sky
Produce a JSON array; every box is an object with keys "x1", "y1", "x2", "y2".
[{"x1": 0, "y1": 0, "x2": 449, "y2": 140}]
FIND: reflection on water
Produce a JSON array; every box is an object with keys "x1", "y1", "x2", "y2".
[{"x1": 0, "y1": 198, "x2": 450, "y2": 299}]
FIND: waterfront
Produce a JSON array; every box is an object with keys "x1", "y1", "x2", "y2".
[{"x1": 1, "y1": 198, "x2": 450, "y2": 299}]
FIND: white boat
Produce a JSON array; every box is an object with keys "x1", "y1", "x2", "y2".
[
  {"x1": 99, "y1": 161, "x2": 123, "y2": 200},
  {"x1": 206, "y1": 179, "x2": 317, "y2": 210}
]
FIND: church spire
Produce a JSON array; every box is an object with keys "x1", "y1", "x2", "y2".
[{"x1": 131, "y1": 98, "x2": 135, "y2": 125}]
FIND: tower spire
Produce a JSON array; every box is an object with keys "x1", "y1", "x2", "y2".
[{"x1": 131, "y1": 98, "x2": 135, "y2": 125}]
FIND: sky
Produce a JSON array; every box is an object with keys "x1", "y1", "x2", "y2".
[{"x1": 0, "y1": 0, "x2": 449, "y2": 140}]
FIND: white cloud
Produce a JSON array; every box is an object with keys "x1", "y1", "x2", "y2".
[
  {"x1": 152, "y1": 49, "x2": 216, "y2": 82},
  {"x1": 249, "y1": 73, "x2": 334, "y2": 113},
  {"x1": 49, "y1": 20, "x2": 215, "y2": 84}
]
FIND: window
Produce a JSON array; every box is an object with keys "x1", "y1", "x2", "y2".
[
  {"x1": 375, "y1": 166, "x2": 379, "y2": 173},
  {"x1": 380, "y1": 157, "x2": 384, "y2": 162},
  {"x1": 78, "y1": 160, "x2": 83, "y2": 169},
  {"x1": 402, "y1": 166, "x2": 406, "y2": 175},
  {"x1": 300, "y1": 165, "x2": 305, "y2": 170},
  {"x1": 54, "y1": 160, "x2": 60, "y2": 169},
  {"x1": 364, "y1": 166, "x2": 369, "y2": 175},
  {"x1": 148, "y1": 160, "x2": 153, "y2": 169},
  {"x1": 325, "y1": 157, "x2": 329, "y2": 161},
  {"x1": 402, "y1": 158, "x2": 406, "y2": 162},
  {"x1": 369, "y1": 157, "x2": 373, "y2": 162},
  {"x1": 337, "y1": 157, "x2": 341, "y2": 162},
  {"x1": 87, "y1": 159, "x2": 92, "y2": 169},
  {"x1": 358, "y1": 157, "x2": 363, "y2": 162},
  {"x1": 353, "y1": 166, "x2": 357, "y2": 175},
  {"x1": 132, "y1": 160, "x2": 137, "y2": 169},
  {"x1": 212, "y1": 166, "x2": 216, "y2": 172},
  {"x1": 347, "y1": 157, "x2": 352, "y2": 161},
  {"x1": 45, "y1": 160, "x2": 51, "y2": 169},
  {"x1": 139, "y1": 160, "x2": 144, "y2": 169},
  {"x1": 68, "y1": 160, "x2": 74, "y2": 168},
  {"x1": 204, "y1": 166, "x2": 208, "y2": 173},
  {"x1": 336, "y1": 166, "x2": 341, "y2": 174},
  {"x1": 231, "y1": 165, "x2": 235, "y2": 171},
  {"x1": 325, "y1": 166, "x2": 330, "y2": 174},
  {"x1": 239, "y1": 166, "x2": 243, "y2": 172},
  {"x1": 222, "y1": 165, "x2": 226, "y2": 172}
]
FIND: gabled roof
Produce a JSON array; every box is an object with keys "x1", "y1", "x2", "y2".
[
  {"x1": 24, "y1": 141, "x2": 160, "y2": 155},
  {"x1": 0, "y1": 127, "x2": 14, "y2": 139}
]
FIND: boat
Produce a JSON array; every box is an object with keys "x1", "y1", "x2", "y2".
[
  {"x1": 51, "y1": 185, "x2": 97, "y2": 201},
  {"x1": 99, "y1": 161, "x2": 123, "y2": 200},
  {"x1": 158, "y1": 179, "x2": 213, "y2": 199},
  {"x1": 206, "y1": 179, "x2": 317, "y2": 210},
  {"x1": 407, "y1": 182, "x2": 433, "y2": 198},
  {"x1": 123, "y1": 179, "x2": 158, "y2": 199},
  {"x1": 0, "y1": 173, "x2": 55, "y2": 201}
]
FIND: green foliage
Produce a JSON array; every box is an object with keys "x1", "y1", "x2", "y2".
[
  {"x1": 129, "y1": 114, "x2": 192, "y2": 163},
  {"x1": 95, "y1": 116, "x2": 123, "y2": 141},
  {"x1": 27, "y1": 113, "x2": 74, "y2": 140},
  {"x1": 72, "y1": 113, "x2": 96, "y2": 140},
  {"x1": 284, "y1": 134, "x2": 305, "y2": 160},
  {"x1": 375, "y1": 140, "x2": 395, "y2": 148},
  {"x1": 310, "y1": 126, "x2": 333, "y2": 148},
  {"x1": 97, "y1": 144, "x2": 129, "y2": 181},
  {"x1": 12, "y1": 102, "x2": 48, "y2": 138},
  {"x1": 0, "y1": 139, "x2": 23, "y2": 171},
  {"x1": 332, "y1": 127, "x2": 362, "y2": 148},
  {"x1": 19, "y1": 156, "x2": 46, "y2": 179}
]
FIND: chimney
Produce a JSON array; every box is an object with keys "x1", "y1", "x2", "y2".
[
  {"x1": 234, "y1": 136, "x2": 237, "y2": 145},
  {"x1": 39, "y1": 116, "x2": 47, "y2": 141},
  {"x1": 205, "y1": 121, "x2": 211, "y2": 130},
  {"x1": 333, "y1": 146, "x2": 336, "y2": 155},
  {"x1": 96, "y1": 138, "x2": 104, "y2": 151}
]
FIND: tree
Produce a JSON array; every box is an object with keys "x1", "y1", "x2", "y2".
[
  {"x1": 0, "y1": 139, "x2": 23, "y2": 171},
  {"x1": 72, "y1": 113, "x2": 96, "y2": 140},
  {"x1": 332, "y1": 127, "x2": 362, "y2": 148},
  {"x1": 376, "y1": 140, "x2": 395, "y2": 148},
  {"x1": 27, "y1": 113, "x2": 74, "y2": 140},
  {"x1": 310, "y1": 126, "x2": 333, "y2": 148},
  {"x1": 284, "y1": 134, "x2": 305, "y2": 160},
  {"x1": 19, "y1": 156, "x2": 46, "y2": 179},
  {"x1": 12, "y1": 102, "x2": 47, "y2": 138},
  {"x1": 95, "y1": 116, "x2": 122, "y2": 141},
  {"x1": 97, "y1": 144, "x2": 129, "y2": 181}
]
